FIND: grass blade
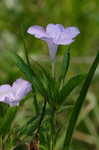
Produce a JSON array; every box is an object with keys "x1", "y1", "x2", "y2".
[{"x1": 63, "y1": 52, "x2": 99, "y2": 150}]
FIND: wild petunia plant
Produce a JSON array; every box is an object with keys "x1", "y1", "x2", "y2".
[{"x1": 0, "y1": 24, "x2": 99, "y2": 150}]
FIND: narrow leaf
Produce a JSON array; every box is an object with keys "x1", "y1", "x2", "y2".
[
  {"x1": 10, "y1": 52, "x2": 47, "y2": 97},
  {"x1": 59, "y1": 74, "x2": 86, "y2": 105},
  {"x1": 11, "y1": 52, "x2": 35, "y2": 81}
]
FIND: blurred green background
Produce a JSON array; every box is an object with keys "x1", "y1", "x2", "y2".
[{"x1": 0, "y1": 0, "x2": 99, "y2": 150}]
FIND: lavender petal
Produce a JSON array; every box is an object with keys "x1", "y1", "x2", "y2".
[
  {"x1": 64, "y1": 27, "x2": 80, "y2": 38},
  {"x1": 12, "y1": 78, "x2": 32, "y2": 101},
  {"x1": 46, "y1": 24, "x2": 61, "y2": 40},
  {"x1": 27, "y1": 25, "x2": 47, "y2": 38},
  {"x1": 0, "y1": 85, "x2": 13, "y2": 102}
]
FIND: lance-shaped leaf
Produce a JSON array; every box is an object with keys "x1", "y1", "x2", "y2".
[
  {"x1": 63, "y1": 52, "x2": 99, "y2": 150},
  {"x1": 59, "y1": 74, "x2": 86, "y2": 105},
  {"x1": 10, "y1": 52, "x2": 47, "y2": 97}
]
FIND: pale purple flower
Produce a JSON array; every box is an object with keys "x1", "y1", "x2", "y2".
[
  {"x1": 0, "y1": 78, "x2": 32, "y2": 106},
  {"x1": 27, "y1": 24, "x2": 80, "y2": 61}
]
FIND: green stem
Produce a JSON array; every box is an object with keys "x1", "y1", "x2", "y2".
[
  {"x1": 32, "y1": 85, "x2": 39, "y2": 115},
  {"x1": 33, "y1": 92, "x2": 39, "y2": 115},
  {"x1": 23, "y1": 40, "x2": 30, "y2": 66},
  {"x1": 37, "y1": 98, "x2": 47, "y2": 133}
]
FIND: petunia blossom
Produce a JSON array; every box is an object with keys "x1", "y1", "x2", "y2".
[
  {"x1": 27, "y1": 24, "x2": 80, "y2": 61},
  {"x1": 0, "y1": 78, "x2": 32, "y2": 106}
]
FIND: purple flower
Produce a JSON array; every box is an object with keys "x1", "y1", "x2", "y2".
[
  {"x1": 27, "y1": 24, "x2": 80, "y2": 61},
  {"x1": 0, "y1": 78, "x2": 32, "y2": 106}
]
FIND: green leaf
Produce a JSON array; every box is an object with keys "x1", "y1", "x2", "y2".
[
  {"x1": 59, "y1": 74, "x2": 86, "y2": 105},
  {"x1": 0, "y1": 107, "x2": 17, "y2": 136},
  {"x1": 59, "y1": 49, "x2": 70, "y2": 84},
  {"x1": 11, "y1": 52, "x2": 35, "y2": 81},
  {"x1": 63, "y1": 52, "x2": 99, "y2": 150}
]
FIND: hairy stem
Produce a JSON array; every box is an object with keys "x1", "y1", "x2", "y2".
[{"x1": 52, "y1": 61, "x2": 55, "y2": 79}]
